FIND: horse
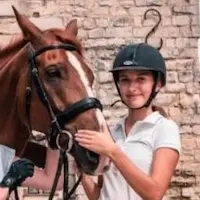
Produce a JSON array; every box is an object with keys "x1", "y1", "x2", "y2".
[{"x1": 0, "y1": 6, "x2": 110, "y2": 198}]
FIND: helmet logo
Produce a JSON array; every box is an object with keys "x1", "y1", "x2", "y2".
[{"x1": 123, "y1": 60, "x2": 133, "y2": 65}]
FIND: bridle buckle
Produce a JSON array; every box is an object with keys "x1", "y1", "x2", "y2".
[{"x1": 56, "y1": 130, "x2": 73, "y2": 152}]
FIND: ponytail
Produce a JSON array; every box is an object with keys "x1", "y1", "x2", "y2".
[{"x1": 152, "y1": 105, "x2": 168, "y2": 118}]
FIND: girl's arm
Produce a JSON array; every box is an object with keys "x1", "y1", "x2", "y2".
[
  {"x1": 21, "y1": 148, "x2": 64, "y2": 191},
  {"x1": 109, "y1": 147, "x2": 179, "y2": 200},
  {"x1": 81, "y1": 174, "x2": 103, "y2": 200},
  {"x1": 0, "y1": 188, "x2": 9, "y2": 200},
  {"x1": 75, "y1": 129, "x2": 180, "y2": 200}
]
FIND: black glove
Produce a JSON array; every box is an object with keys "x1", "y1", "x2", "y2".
[{"x1": 0, "y1": 158, "x2": 34, "y2": 191}]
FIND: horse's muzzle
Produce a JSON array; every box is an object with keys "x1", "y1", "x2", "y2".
[
  {"x1": 70, "y1": 141, "x2": 110, "y2": 175},
  {"x1": 70, "y1": 141, "x2": 100, "y2": 175}
]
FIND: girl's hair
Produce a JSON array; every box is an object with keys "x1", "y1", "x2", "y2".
[{"x1": 152, "y1": 105, "x2": 168, "y2": 118}]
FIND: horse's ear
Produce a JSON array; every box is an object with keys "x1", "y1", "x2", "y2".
[
  {"x1": 65, "y1": 19, "x2": 78, "y2": 36},
  {"x1": 12, "y1": 6, "x2": 44, "y2": 46}
]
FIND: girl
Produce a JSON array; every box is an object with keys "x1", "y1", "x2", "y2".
[{"x1": 75, "y1": 43, "x2": 181, "y2": 200}]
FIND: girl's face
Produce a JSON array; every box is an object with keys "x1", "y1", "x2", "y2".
[{"x1": 118, "y1": 70, "x2": 160, "y2": 109}]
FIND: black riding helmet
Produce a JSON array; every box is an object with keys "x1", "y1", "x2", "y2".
[{"x1": 110, "y1": 43, "x2": 166, "y2": 109}]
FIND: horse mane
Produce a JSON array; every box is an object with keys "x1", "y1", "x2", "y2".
[
  {"x1": 0, "y1": 34, "x2": 28, "y2": 68},
  {"x1": 0, "y1": 34, "x2": 27, "y2": 54}
]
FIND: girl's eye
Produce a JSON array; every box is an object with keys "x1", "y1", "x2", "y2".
[
  {"x1": 119, "y1": 78, "x2": 129, "y2": 84},
  {"x1": 137, "y1": 77, "x2": 146, "y2": 82}
]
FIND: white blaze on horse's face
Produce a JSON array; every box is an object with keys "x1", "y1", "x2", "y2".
[
  {"x1": 66, "y1": 51, "x2": 110, "y2": 174},
  {"x1": 66, "y1": 51, "x2": 105, "y2": 128},
  {"x1": 66, "y1": 51, "x2": 93, "y2": 95}
]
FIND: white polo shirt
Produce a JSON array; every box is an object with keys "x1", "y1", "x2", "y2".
[{"x1": 99, "y1": 111, "x2": 181, "y2": 200}]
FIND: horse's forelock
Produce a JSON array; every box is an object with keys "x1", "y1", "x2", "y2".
[
  {"x1": 43, "y1": 28, "x2": 93, "y2": 86},
  {"x1": 43, "y1": 28, "x2": 83, "y2": 55}
]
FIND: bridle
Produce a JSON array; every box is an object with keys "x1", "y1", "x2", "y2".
[{"x1": 15, "y1": 42, "x2": 103, "y2": 199}]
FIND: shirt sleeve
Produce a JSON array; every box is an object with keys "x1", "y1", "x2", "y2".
[
  {"x1": 153, "y1": 119, "x2": 181, "y2": 154},
  {"x1": 0, "y1": 145, "x2": 15, "y2": 182}
]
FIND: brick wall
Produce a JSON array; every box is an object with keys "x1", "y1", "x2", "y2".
[{"x1": 0, "y1": 0, "x2": 199, "y2": 199}]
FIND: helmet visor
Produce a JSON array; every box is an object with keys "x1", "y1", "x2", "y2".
[{"x1": 109, "y1": 66, "x2": 158, "y2": 72}]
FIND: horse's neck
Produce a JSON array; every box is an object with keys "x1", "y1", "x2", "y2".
[
  {"x1": 0, "y1": 46, "x2": 30, "y2": 154},
  {"x1": 0, "y1": 46, "x2": 50, "y2": 156}
]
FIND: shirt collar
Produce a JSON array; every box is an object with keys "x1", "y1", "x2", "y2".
[
  {"x1": 141, "y1": 111, "x2": 162, "y2": 124},
  {"x1": 114, "y1": 111, "x2": 162, "y2": 131}
]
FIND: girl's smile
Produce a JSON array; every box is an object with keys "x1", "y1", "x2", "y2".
[{"x1": 118, "y1": 70, "x2": 157, "y2": 109}]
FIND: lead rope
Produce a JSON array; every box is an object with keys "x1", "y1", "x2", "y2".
[
  {"x1": 48, "y1": 150, "x2": 63, "y2": 200},
  {"x1": 48, "y1": 150, "x2": 82, "y2": 200},
  {"x1": 13, "y1": 188, "x2": 19, "y2": 200},
  {"x1": 64, "y1": 155, "x2": 83, "y2": 199},
  {"x1": 63, "y1": 151, "x2": 68, "y2": 200}
]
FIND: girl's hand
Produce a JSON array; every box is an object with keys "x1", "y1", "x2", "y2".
[{"x1": 75, "y1": 130, "x2": 118, "y2": 157}]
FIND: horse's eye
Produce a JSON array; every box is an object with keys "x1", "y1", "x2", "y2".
[{"x1": 46, "y1": 68, "x2": 61, "y2": 79}]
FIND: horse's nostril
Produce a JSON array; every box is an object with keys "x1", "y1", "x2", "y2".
[
  {"x1": 103, "y1": 165, "x2": 110, "y2": 172},
  {"x1": 86, "y1": 150, "x2": 99, "y2": 164},
  {"x1": 70, "y1": 142, "x2": 100, "y2": 174}
]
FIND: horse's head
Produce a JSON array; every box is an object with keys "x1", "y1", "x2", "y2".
[{"x1": 13, "y1": 7, "x2": 110, "y2": 175}]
